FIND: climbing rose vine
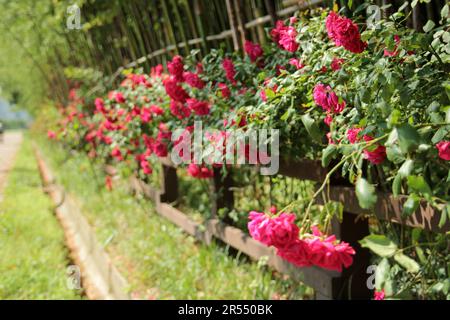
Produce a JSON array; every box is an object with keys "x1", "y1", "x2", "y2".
[{"x1": 48, "y1": 6, "x2": 450, "y2": 299}]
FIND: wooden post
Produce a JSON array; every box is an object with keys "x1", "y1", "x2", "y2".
[
  {"x1": 211, "y1": 167, "x2": 234, "y2": 223},
  {"x1": 160, "y1": 164, "x2": 179, "y2": 203},
  {"x1": 330, "y1": 211, "x2": 371, "y2": 299}
]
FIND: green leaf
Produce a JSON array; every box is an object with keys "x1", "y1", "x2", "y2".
[
  {"x1": 347, "y1": 0, "x2": 353, "y2": 9},
  {"x1": 402, "y1": 193, "x2": 420, "y2": 217},
  {"x1": 301, "y1": 114, "x2": 322, "y2": 143},
  {"x1": 407, "y1": 175, "x2": 432, "y2": 199},
  {"x1": 439, "y1": 204, "x2": 449, "y2": 228},
  {"x1": 431, "y1": 126, "x2": 450, "y2": 144},
  {"x1": 423, "y1": 20, "x2": 435, "y2": 33},
  {"x1": 396, "y1": 124, "x2": 420, "y2": 154},
  {"x1": 386, "y1": 145, "x2": 405, "y2": 164},
  {"x1": 415, "y1": 246, "x2": 427, "y2": 264},
  {"x1": 444, "y1": 106, "x2": 450, "y2": 123},
  {"x1": 355, "y1": 177, "x2": 378, "y2": 209},
  {"x1": 394, "y1": 252, "x2": 420, "y2": 273},
  {"x1": 375, "y1": 258, "x2": 390, "y2": 290},
  {"x1": 280, "y1": 110, "x2": 290, "y2": 121},
  {"x1": 360, "y1": 235, "x2": 398, "y2": 257},
  {"x1": 441, "y1": 4, "x2": 449, "y2": 20},
  {"x1": 321, "y1": 144, "x2": 337, "y2": 167},
  {"x1": 398, "y1": 159, "x2": 414, "y2": 177},
  {"x1": 392, "y1": 174, "x2": 402, "y2": 197}
]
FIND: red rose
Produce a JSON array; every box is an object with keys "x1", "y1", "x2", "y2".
[
  {"x1": 436, "y1": 141, "x2": 450, "y2": 161},
  {"x1": 244, "y1": 40, "x2": 263, "y2": 62}
]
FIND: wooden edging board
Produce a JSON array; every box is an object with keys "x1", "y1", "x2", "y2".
[
  {"x1": 34, "y1": 146, "x2": 130, "y2": 300},
  {"x1": 129, "y1": 176, "x2": 339, "y2": 299},
  {"x1": 159, "y1": 157, "x2": 449, "y2": 233}
]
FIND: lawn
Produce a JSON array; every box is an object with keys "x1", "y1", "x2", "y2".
[
  {"x1": 0, "y1": 137, "x2": 82, "y2": 299},
  {"x1": 37, "y1": 138, "x2": 312, "y2": 299}
]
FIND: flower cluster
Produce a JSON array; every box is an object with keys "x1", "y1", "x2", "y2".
[
  {"x1": 248, "y1": 211, "x2": 355, "y2": 272},
  {"x1": 346, "y1": 128, "x2": 386, "y2": 165},
  {"x1": 326, "y1": 12, "x2": 366, "y2": 53},
  {"x1": 270, "y1": 20, "x2": 299, "y2": 52},
  {"x1": 313, "y1": 84, "x2": 346, "y2": 114},
  {"x1": 436, "y1": 141, "x2": 450, "y2": 161},
  {"x1": 244, "y1": 40, "x2": 263, "y2": 62}
]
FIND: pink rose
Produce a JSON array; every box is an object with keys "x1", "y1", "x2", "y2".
[
  {"x1": 167, "y1": 55, "x2": 184, "y2": 82},
  {"x1": 277, "y1": 239, "x2": 311, "y2": 267},
  {"x1": 279, "y1": 26, "x2": 299, "y2": 52},
  {"x1": 114, "y1": 92, "x2": 125, "y2": 104},
  {"x1": 170, "y1": 100, "x2": 191, "y2": 119},
  {"x1": 140, "y1": 160, "x2": 152, "y2": 175},
  {"x1": 363, "y1": 135, "x2": 386, "y2": 165},
  {"x1": 140, "y1": 107, "x2": 152, "y2": 123},
  {"x1": 95, "y1": 98, "x2": 106, "y2": 113},
  {"x1": 436, "y1": 141, "x2": 450, "y2": 161},
  {"x1": 266, "y1": 213, "x2": 299, "y2": 249},
  {"x1": 384, "y1": 35, "x2": 401, "y2": 57},
  {"x1": 374, "y1": 289, "x2": 385, "y2": 300},
  {"x1": 163, "y1": 77, "x2": 189, "y2": 102},
  {"x1": 289, "y1": 58, "x2": 305, "y2": 70},
  {"x1": 186, "y1": 98, "x2": 210, "y2": 116},
  {"x1": 244, "y1": 40, "x2": 263, "y2": 62},
  {"x1": 326, "y1": 12, "x2": 366, "y2": 53},
  {"x1": 111, "y1": 147, "x2": 123, "y2": 161},
  {"x1": 331, "y1": 58, "x2": 344, "y2": 71},
  {"x1": 260, "y1": 90, "x2": 267, "y2": 102},
  {"x1": 152, "y1": 141, "x2": 168, "y2": 157},
  {"x1": 270, "y1": 21, "x2": 299, "y2": 52},
  {"x1": 151, "y1": 64, "x2": 163, "y2": 77},
  {"x1": 248, "y1": 211, "x2": 273, "y2": 246},
  {"x1": 347, "y1": 128, "x2": 363, "y2": 144},
  {"x1": 47, "y1": 130, "x2": 56, "y2": 140},
  {"x1": 305, "y1": 234, "x2": 355, "y2": 272},
  {"x1": 183, "y1": 72, "x2": 205, "y2": 89},
  {"x1": 222, "y1": 58, "x2": 237, "y2": 85},
  {"x1": 150, "y1": 105, "x2": 164, "y2": 115},
  {"x1": 187, "y1": 163, "x2": 214, "y2": 179},
  {"x1": 313, "y1": 84, "x2": 346, "y2": 114},
  {"x1": 217, "y1": 83, "x2": 231, "y2": 99},
  {"x1": 324, "y1": 114, "x2": 333, "y2": 126}
]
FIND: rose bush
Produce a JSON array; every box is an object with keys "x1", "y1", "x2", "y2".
[{"x1": 47, "y1": 6, "x2": 450, "y2": 299}]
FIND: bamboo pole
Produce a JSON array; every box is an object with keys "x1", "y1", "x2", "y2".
[
  {"x1": 170, "y1": 0, "x2": 190, "y2": 55},
  {"x1": 265, "y1": 0, "x2": 278, "y2": 23},
  {"x1": 194, "y1": 0, "x2": 209, "y2": 53},
  {"x1": 161, "y1": 0, "x2": 180, "y2": 56},
  {"x1": 226, "y1": 0, "x2": 241, "y2": 51},
  {"x1": 234, "y1": 0, "x2": 249, "y2": 50}
]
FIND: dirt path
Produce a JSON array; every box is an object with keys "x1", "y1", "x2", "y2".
[{"x1": 0, "y1": 131, "x2": 23, "y2": 200}]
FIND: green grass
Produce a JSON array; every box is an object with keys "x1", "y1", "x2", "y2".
[
  {"x1": 0, "y1": 137, "x2": 82, "y2": 299},
  {"x1": 38, "y1": 138, "x2": 312, "y2": 300}
]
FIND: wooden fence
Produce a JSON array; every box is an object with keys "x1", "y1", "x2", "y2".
[
  {"x1": 100, "y1": 0, "x2": 450, "y2": 300},
  {"x1": 110, "y1": 0, "x2": 447, "y2": 81},
  {"x1": 124, "y1": 157, "x2": 449, "y2": 300}
]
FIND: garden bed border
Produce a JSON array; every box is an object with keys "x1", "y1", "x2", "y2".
[{"x1": 34, "y1": 146, "x2": 130, "y2": 300}]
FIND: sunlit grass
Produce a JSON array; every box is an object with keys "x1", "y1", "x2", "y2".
[
  {"x1": 0, "y1": 136, "x2": 82, "y2": 299},
  {"x1": 38, "y1": 138, "x2": 312, "y2": 300}
]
